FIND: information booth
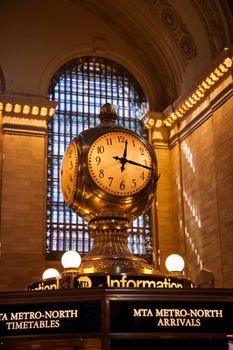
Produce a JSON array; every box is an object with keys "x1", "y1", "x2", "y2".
[
  {"x1": 1, "y1": 104, "x2": 232, "y2": 349},
  {"x1": 0, "y1": 287, "x2": 232, "y2": 350}
]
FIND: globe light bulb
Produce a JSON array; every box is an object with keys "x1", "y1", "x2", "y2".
[
  {"x1": 42, "y1": 268, "x2": 60, "y2": 280},
  {"x1": 165, "y1": 254, "x2": 185, "y2": 273},
  {"x1": 61, "y1": 250, "x2": 81, "y2": 269}
]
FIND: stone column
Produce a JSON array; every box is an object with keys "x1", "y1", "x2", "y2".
[{"x1": 0, "y1": 95, "x2": 56, "y2": 291}]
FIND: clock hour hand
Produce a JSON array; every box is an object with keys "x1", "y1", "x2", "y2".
[{"x1": 113, "y1": 155, "x2": 127, "y2": 172}]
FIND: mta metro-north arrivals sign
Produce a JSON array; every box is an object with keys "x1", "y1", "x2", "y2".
[{"x1": 110, "y1": 300, "x2": 233, "y2": 334}]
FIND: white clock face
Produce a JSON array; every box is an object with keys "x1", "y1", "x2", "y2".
[{"x1": 88, "y1": 131, "x2": 153, "y2": 196}]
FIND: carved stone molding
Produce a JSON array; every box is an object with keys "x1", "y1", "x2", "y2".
[
  {"x1": 190, "y1": 0, "x2": 228, "y2": 58},
  {"x1": 143, "y1": 0, "x2": 197, "y2": 68}
]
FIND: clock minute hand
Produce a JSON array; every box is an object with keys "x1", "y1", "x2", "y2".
[
  {"x1": 125, "y1": 159, "x2": 154, "y2": 172},
  {"x1": 123, "y1": 140, "x2": 128, "y2": 159}
]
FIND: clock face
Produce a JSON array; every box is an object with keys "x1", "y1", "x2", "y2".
[
  {"x1": 60, "y1": 140, "x2": 78, "y2": 205},
  {"x1": 88, "y1": 131, "x2": 154, "y2": 196}
]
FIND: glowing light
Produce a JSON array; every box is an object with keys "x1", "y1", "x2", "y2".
[
  {"x1": 42, "y1": 268, "x2": 60, "y2": 280},
  {"x1": 32, "y1": 106, "x2": 39, "y2": 115},
  {"x1": 23, "y1": 105, "x2": 30, "y2": 114},
  {"x1": 165, "y1": 254, "x2": 185, "y2": 273},
  {"x1": 14, "y1": 104, "x2": 21, "y2": 113},
  {"x1": 40, "y1": 107, "x2": 48, "y2": 116},
  {"x1": 61, "y1": 250, "x2": 81, "y2": 269},
  {"x1": 5, "y1": 103, "x2": 12, "y2": 112},
  {"x1": 223, "y1": 57, "x2": 232, "y2": 68},
  {"x1": 49, "y1": 108, "x2": 55, "y2": 117}
]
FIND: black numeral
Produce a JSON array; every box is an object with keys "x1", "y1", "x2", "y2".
[
  {"x1": 66, "y1": 184, "x2": 71, "y2": 194},
  {"x1": 97, "y1": 145, "x2": 104, "y2": 154},
  {"x1": 106, "y1": 138, "x2": 112, "y2": 145},
  {"x1": 140, "y1": 172, "x2": 145, "y2": 180},
  {"x1": 69, "y1": 161, "x2": 73, "y2": 170},
  {"x1": 131, "y1": 179, "x2": 136, "y2": 188},
  {"x1": 96, "y1": 156, "x2": 101, "y2": 165},
  {"x1": 108, "y1": 177, "x2": 113, "y2": 186},
  {"x1": 68, "y1": 150, "x2": 73, "y2": 158},
  {"x1": 99, "y1": 169, "x2": 104, "y2": 178},
  {"x1": 120, "y1": 181, "x2": 125, "y2": 190},
  {"x1": 118, "y1": 135, "x2": 125, "y2": 143},
  {"x1": 140, "y1": 147, "x2": 144, "y2": 155}
]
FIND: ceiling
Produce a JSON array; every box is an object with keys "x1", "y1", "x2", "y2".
[{"x1": 71, "y1": 0, "x2": 233, "y2": 110}]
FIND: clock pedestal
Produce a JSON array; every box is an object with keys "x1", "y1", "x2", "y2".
[{"x1": 77, "y1": 218, "x2": 159, "y2": 275}]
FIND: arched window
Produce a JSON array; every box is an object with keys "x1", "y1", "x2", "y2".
[{"x1": 46, "y1": 56, "x2": 153, "y2": 262}]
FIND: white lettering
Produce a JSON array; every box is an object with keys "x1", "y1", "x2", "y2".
[
  {"x1": 133, "y1": 309, "x2": 153, "y2": 317},
  {"x1": 106, "y1": 275, "x2": 184, "y2": 289}
]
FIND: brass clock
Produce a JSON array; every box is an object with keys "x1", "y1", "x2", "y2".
[
  {"x1": 88, "y1": 131, "x2": 154, "y2": 196},
  {"x1": 60, "y1": 103, "x2": 159, "y2": 274}
]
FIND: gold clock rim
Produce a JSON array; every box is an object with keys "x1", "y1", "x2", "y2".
[{"x1": 87, "y1": 130, "x2": 154, "y2": 197}]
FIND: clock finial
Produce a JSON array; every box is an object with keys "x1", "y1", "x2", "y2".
[{"x1": 99, "y1": 103, "x2": 117, "y2": 124}]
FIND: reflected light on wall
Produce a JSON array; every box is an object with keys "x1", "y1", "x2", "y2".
[
  {"x1": 181, "y1": 141, "x2": 195, "y2": 173},
  {"x1": 185, "y1": 226, "x2": 203, "y2": 270},
  {"x1": 183, "y1": 189, "x2": 201, "y2": 228}
]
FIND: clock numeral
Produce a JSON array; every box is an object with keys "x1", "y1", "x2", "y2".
[
  {"x1": 69, "y1": 174, "x2": 73, "y2": 182},
  {"x1": 118, "y1": 135, "x2": 125, "y2": 143},
  {"x1": 66, "y1": 184, "x2": 71, "y2": 194},
  {"x1": 132, "y1": 140, "x2": 136, "y2": 147},
  {"x1": 131, "y1": 179, "x2": 136, "y2": 188},
  {"x1": 144, "y1": 159, "x2": 148, "y2": 166},
  {"x1": 108, "y1": 177, "x2": 113, "y2": 186},
  {"x1": 99, "y1": 169, "x2": 104, "y2": 178},
  {"x1": 97, "y1": 145, "x2": 104, "y2": 154},
  {"x1": 68, "y1": 150, "x2": 73, "y2": 158},
  {"x1": 140, "y1": 147, "x2": 145, "y2": 155},
  {"x1": 120, "y1": 181, "x2": 125, "y2": 190},
  {"x1": 140, "y1": 172, "x2": 145, "y2": 180},
  {"x1": 106, "y1": 138, "x2": 112, "y2": 145},
  {"x1": 95, "y1": 156, "x2": 101, "y2": 165},
  {"x1": 69, "y1": 161, "x2": 73, "y2": 170}
]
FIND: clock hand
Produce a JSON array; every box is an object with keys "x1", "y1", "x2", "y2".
[
  {"x1": 118, "y1": 140, "x2": 128, "y2": 172},
  {"x1": 125, "y1": 159, "x2": 154, "y2": 171},
  {"x1": 113, "y1": 155, "x2": 127, "y2": 172},
  {"x1": 113, "y1": 156, "x2": 154, "y2": 172},
  {"x1": 123, "y1": 140, "x2": 128, "y2": 159}
]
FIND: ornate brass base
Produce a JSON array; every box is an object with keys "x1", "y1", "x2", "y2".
[{"x1": 77, "y1": 219, "x2": 161, "y2": 275}]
